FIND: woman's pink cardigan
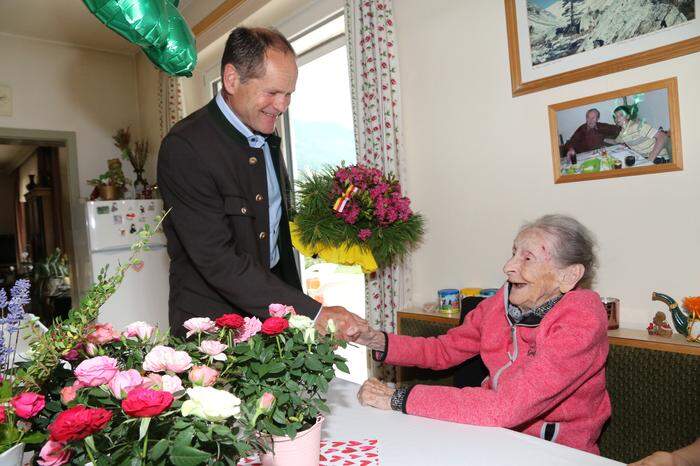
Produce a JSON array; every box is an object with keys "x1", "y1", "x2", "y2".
[{"x1": 384, "y1": 288, "x2": 611, "y2": 454}]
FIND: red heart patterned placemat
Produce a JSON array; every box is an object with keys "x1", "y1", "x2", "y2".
[{"x1": 238, "y1": 439, "x2": 380, "y2": 465}]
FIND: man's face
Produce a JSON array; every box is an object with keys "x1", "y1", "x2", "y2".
[
  {"x1": 585, "y1": 110, "x2": 599, "y2": 128},
  {"x1": 223, "y1": 48, "x2": 298, "y2": 134}
]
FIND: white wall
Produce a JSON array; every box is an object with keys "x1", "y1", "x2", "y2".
[
  {"x1": 0, "y1": 34, "x2": 141, "y2": 199},
  {"x1": 393, "y1": 0, "x2": 700, "y2": 329}
]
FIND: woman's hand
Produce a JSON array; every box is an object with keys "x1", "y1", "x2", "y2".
[
  {"x1": 357, "y1": 377, "x2": 394, "y2": 410},
  {"x1": 353, "y1": 327, "x2": 386, "y2": 351}
]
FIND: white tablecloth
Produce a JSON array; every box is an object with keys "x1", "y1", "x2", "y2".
[
  {"x1": 561, "y1": 144, "x2": 652, "y2": 175},
  {"x1": 323, "y1": 379, "x2": 623, "y2": 466}
]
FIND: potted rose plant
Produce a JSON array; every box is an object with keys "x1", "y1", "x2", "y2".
[{"x1": 200, "y1": 305, "x2": 348, "y2": 465}]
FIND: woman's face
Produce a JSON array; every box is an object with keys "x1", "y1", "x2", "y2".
[
  {"x1": 614, "y1": 110, "x2": 629, "y2": 127},
  {"x1": 503, "y1": 229, "x2": 565, "y2": 310}
]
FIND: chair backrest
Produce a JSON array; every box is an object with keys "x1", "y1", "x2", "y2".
[{"x1": 460, "y1": 296, "x2": 486, "y2": 324}]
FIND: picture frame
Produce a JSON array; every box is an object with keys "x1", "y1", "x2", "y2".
[
  {"x1": 548, "y1": 77, "x2": 682, "y2": 183},
  {"x1": 505, "y1": 0, "x2": 700, "y2": 96}
]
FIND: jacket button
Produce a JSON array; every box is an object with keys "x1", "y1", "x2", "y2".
[
  {"x1": 249, "y1": 157, "x2": 258, "y2": 165},
  {"x1": 240, "y1": 207, "x2": 247, "y2": 215},
  {"x1": 259, "y1": 231, "x2": 267, "y2": 240},
  {"x1": 255, "y1": 194, "x2": 264, "y2": 202}
]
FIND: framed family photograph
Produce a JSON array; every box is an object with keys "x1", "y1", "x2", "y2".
[
  {"x1": 548, "y1": 77, "x2": 683, "y2": 183},
  {"x1": 505, "y1": 0, "x2": 699, "y2": 96}
]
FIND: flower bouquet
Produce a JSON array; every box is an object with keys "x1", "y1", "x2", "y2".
[
  {"x1": 27, "y1": 305, "x2": 346, "y2": 465},
  {"x1": 292, "y1": 164, "x2": 424, "y2": 272},
  {"x1": 15, "y1": 211, "x2": 348, "y2": 465},
  {"x1": 0, "y1": 280, "x2": 49, "y2": 460}
]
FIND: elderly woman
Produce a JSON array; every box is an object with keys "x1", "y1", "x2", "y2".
[
  {"x1": 613, "y1": 105, "x2": 669, "y2": 163},
  {"x1": 356, "y1": 214, "x2": 611, "y2": 455}
]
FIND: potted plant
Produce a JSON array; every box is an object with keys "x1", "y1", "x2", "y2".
[
  {"x1": 213, "y1": 306, "x2": 348, "y2": 465},
  {"x1": 34, "y1": 248, "x2": 69, "y2": 298},
  {"x1": 87, "y1": 159, "x2": 130, "y2": 201},
  {"x1": 113, "y1": 127, "x2": 150, "y2": 198}
]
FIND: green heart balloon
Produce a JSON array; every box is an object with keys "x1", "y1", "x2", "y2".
[
  {"x1": 83, "y1": 0, "x2": 169, "y2": 49},
  {"x1": 143, "y1": 2, "x2": 197, "y2": 77}
]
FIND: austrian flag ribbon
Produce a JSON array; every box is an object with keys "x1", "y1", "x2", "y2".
[{"x1": 333, "y1": 184, "x2": 359, "y2": 213}]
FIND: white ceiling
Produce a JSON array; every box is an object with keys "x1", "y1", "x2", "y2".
[
  {"x1": 0, "y1": 144, "x2": 36, "y2": 173},
  {"x1": 0, "y1": 0, "x2": 201, "y2": 55}
]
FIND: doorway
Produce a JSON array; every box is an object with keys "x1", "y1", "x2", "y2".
[{"x1": 0, "y1": 127, "x2": 83, "y2": 325}]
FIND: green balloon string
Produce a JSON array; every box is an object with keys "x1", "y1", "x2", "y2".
[{"x1": 83, "y1": 0, "x2": 196, "y2": 77}]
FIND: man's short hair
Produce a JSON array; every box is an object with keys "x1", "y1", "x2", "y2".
[
  {"x1": 221, "y1": 27, "x2": 295, "y2": 83},
  {"x1": 586, "y1": 108, "x2": 600, "y2": 119}
]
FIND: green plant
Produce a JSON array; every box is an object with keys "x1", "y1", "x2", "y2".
[
  {"x1": 114, "y1": 127, "x2": 149, "y2": 173},
  {"x1": 35, "y1": 248, "x2": 69, "y2": 280},
  {"x1": 87, "y1": 158, "x2": 130, "y2": 189},
  {"x1": 294, "y1": 164, "x2": 424, "y2": 267},
  {"x1": 220, "y1": 311, "x2": 348, "y2": 440}
]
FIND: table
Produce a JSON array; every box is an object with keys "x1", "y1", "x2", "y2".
[
  {"x1": 324, "y1": 379, "x2": 623, "y2": 466},
  {"x1": 560, "y1": 144, "x2": 652, "y2": 175}
]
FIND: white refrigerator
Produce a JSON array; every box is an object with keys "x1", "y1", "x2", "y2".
[{"x1": 84, "y1": 199, "x2": 170, "y2": 331}]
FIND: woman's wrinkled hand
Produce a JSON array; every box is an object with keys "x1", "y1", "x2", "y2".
[
  {"x1": 357, "y1": 377, "x2": 394, "y2": 410},
  {"x1": 353, "y1": 327, "x2": 386, "y2": 351}
]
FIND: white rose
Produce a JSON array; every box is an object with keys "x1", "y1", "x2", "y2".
[
  {"x1": 302, "y1": 327, "x2": 316, "y2": 345},
  {"x1": 181, "y1": 387, "x2": 241, "y2": 421},
  {"x1": 288, "y1": 314, "x2": 314, "y2": 330}
]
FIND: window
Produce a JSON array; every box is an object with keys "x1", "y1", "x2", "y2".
[
  {"x1": 208, "y1": 14, "x2": 367, "y2": 383},
  {"x1": 285, "y1": 14, "x2": 368, "y2": 384}
]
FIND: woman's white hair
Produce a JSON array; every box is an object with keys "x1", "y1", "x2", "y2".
[{"x1": 520, "y1": 214, "x2": 598, "y2": 289}]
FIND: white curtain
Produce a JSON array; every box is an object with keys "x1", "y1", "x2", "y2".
[
  {"x1": 345, "y1": 0, "x2": 410, "y2": 382},
  {"x1": 159, "y1": 72, "x2": 185, "y2": 140}
]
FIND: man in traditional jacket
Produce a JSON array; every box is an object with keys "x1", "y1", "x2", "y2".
[
  {"x1": 563, "y1": 108, "x2": 620, "y2": 162},
  {"x1": 158, "y1": 27, "x2": 365, "y2": 339}
]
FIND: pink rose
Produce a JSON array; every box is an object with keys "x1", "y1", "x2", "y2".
[
  {"x1": 183, "y1": 317, "x2": 217, "y2": 338},
  {"x1": 161, "y1": 374, "x2": 184, "y2": 394},
  {"x1": 108, "y1": 369, "x2": 144, "y2": 399},
  {"x1": 11, "y1": 392, "x2": 46, "y2": 419},
  {"x1": 268, "y1": 303, "x2": 296, "y2": 317},
  {"x1": 188, "y1": 366, "x2": 219, "y2": 387},
  {"x1": 123, "y1": 321, "x2": 155, "y2": 340},
  {"x1": 258, "y1": 392, "x2": 275, "y2": 413},
  {"x1": 142, "y1": 346, "x2": 170, "y2": 372},
  {"x1": 144, "y1": 374, "x2": 184, "y2": 395},
  {"x1": 74, "y1": 356, "x2": 119, "y2": 387},
  {"x1": 234, "y1": 317, "x2": 262, "y2": 343},
  {"x1": 0, "y1": 406, "x2": 5, "y2": 423},
  {"x1": 38, "y1": 440, "x2": 71, "y2": 466},
  {"x1": 86, "y1": 323, "x2": 120, "y2": 345},
  {"x1": 85, "y1": 343, "x2": 98, "y2": 356},
  {"x1": 60, "y1": 381, "x2": 82, "y2": 405},
  {"x1": 198, "y1": 340, "x2": 228, "y2": 361},
  {"x1": 142, "y1": 346, "x2": 192, "y2": 373},
  {"x1": 141, "y1": 373, "x2": 162, "y2": 390}
]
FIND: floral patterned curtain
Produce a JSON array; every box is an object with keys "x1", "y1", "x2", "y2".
[
  {"x1": 345, "y1": 0, "x2": 409, "y2": 382},
  {"x1": 159, "y1": 72, "x2": 185, "y2": 140}
]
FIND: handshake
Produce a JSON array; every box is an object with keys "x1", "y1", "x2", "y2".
[{"x1": 315, "y1": 306, "x2": 386, "y2": 350}]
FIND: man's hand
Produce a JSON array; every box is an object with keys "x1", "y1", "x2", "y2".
[
  {"x1": 629, "y1": 451, "x2": 686, "y2": 466},
  {"x1": 357, "y1": 377, "x2": 394, "y2": 410},
  {"x1": 316, "y1": 306, "x2": 368, "y2": 342}
]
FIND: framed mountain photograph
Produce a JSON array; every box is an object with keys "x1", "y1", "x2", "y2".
[{"x1": 505, "y1": 0, "x2": 700, "y2": 96}]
